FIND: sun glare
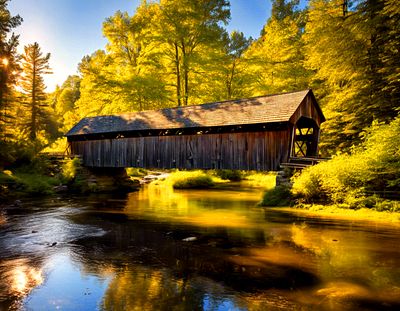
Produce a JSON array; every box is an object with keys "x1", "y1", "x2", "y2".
[{"x1": 12, "y1": 265, "x2": 43, "y2": 294}]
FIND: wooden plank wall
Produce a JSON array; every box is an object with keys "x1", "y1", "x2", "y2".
[
  {"x1": 290, "y1": 96, "x2": 323, "y2": 127},
  {"x1": 70, "y1": 130, "x2": 290, "y2": 171}
]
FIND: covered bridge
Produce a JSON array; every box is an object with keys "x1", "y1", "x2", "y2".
[{"x1": 66, "y1": 89, "x2": 325, "y2": 171}]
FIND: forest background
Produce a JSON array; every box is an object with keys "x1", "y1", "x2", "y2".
[{"x1": 0, "y1": 0, "x2": 399, "y2": 207}]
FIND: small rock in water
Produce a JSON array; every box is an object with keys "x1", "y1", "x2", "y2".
[
  {"x1": 31, "y1": 230, "x2": 38, "y2": 233},
  {"x1": 53, "y1": 185, "x2": 68, "y2": 193},
  {"x1": 50, "y1": 242, "x2": 57, "y2": 247},
  {"x1": 182, "y1": 237, "x2": 197, "y2": 242}
]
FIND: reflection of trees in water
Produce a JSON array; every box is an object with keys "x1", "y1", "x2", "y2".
[
  {"x1": 70, "y1": 211, "x2": 319, "y2": 310},
  {"x1": 289, "y1": 223, "x2": 400, "y2": 309},
  {"x1": 101, "y1": 267, "x2": 205, "y2": 311},
  {"x1": 125, "y1": 184, "x2": 265, "y2": 229}
]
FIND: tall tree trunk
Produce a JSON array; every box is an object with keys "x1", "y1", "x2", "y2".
[
  {"x1": 182, "y1": 41, "x2": 189, "y2": 106},
  {"x1": 226, "y1": 60, "x2": 237, "y2": 99},
  {"x1": 31, "y1": 62, "x2": 37, "y2": 140},
  {"x1": 174, "y1": 42, "x2": 182, "y2": 107}
]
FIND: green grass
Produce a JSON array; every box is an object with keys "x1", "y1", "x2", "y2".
[
  {"x1": 213, "y1": 169, "x2": 243, "y2": 181},
  {"x1": 242, "y1": 172, "x2": 276, "y2": 189},
  {"x1": 1, "y1": 169, "x2": 58, "y2": 196},
  {"x1": 126, "y1": 167, "x2": 148, "y2": 177},
  {"x1": 14, "y1": 173, "x2": 58, "y2": 195},
  {"x1": 278, "y1": 204, "x2": 400, "y2": 224},
  {"x1": 154, "y1": 170, "x2": 278, "y2": 190},
  {"x1": 162, "y1": 170, "x2": 216, "y2": 189},
  {"x1": 260, "y1": 185, "x2": 292, "y2": 206},
  {"x1": 155, "y1": 170, "x2": 230, "y2": 189}
]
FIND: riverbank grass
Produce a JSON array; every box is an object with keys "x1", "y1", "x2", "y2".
[
  {"x1": 242, "y1": 172, "x2": 276, "y2": 189},
  {"x1": 275, "y1": 204, "x2": 400, "y2": 224},
  {"x1": 261, "y1": 185, "x2": 292, "y2": 206},
  {"x1": 155, "y1": 170, "x2": 277, "y2": 189},
  {"x1": 1, "y1": 169, "x2": 58, "y2": 196},
  {"x1": 159, "y1": 170, "x2": 224, "y2": 189}
]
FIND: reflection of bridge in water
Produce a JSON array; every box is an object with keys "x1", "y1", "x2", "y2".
[{"x1": 66, "y1": 90, "x2": 325, "y2": 171}]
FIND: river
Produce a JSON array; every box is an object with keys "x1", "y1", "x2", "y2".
[{"x1": 0, "y1": 184, "x2": 399, "y2": 310}]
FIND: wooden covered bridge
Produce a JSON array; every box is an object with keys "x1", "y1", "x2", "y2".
[{"x1": 66, "y1": 89, "x2": 325, "y2": 171}]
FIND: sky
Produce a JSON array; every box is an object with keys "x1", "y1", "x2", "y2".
[{"x1": 8, "y1": 0, "x2": 272, "y2": 92}]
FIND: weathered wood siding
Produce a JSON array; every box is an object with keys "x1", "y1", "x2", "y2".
[
  {"x1": 70, "y1": 130, "x2": 290, "y2": 171},
  {"x1": 290, "y1": 95, "x2": 324, "y2": 127}
]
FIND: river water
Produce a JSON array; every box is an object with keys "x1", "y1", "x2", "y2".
[{"x1": 0, "y1": 185, "x2": 399, "y2": 310}]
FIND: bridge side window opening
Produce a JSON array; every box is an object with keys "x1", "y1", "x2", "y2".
[{"x1": 292, "y1": 117, "x2": 320, "y2": 157}]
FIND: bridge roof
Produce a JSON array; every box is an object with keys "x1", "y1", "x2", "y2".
[{"x1": 66, "y1": 89, "x2": 324, "y2": 137}]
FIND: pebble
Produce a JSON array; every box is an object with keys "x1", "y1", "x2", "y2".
[{"x1": 182, "y1": 237, "x2": 197, "y2": 242}]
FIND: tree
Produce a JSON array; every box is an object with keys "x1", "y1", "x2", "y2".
[
  {"x1": 75, "y1": 0, "x2": 231, "y2": 114},
  {"x1": 304, "y1": 0, "x2": 400, "y2": 153},
  {"x1": 380, "y1": 0, "x2": 400, "y2": 106},
  {"x1": 157, "y1": 0, "x2": 230, "y2": 106},
  {"x1": 271, "y1": 0, "x2": 301, "y2": 21},
  {"x1": 102, "y1": 6, "x2": 169, "y2": 111},
  {"x1": 0, "y1": 0, "x2": 22, "y2": 142},
  {"x1": 206, "y1": 31, "x2": 253, "y2": 101},
  {"x1": 20, "y1": 42, "x2": 52, "y2": 141},
  {"x1": 246, "y1": 0, "x2": 310, "y2": 95},
  {"x1": 49, "y1": 75, "x2": 81, "y2": 133},
  {"x1": 222, "y1": 31, "x2": 253, "y2": 99}
]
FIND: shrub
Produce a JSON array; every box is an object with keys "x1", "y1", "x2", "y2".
[
  {"x1": 0, "y1": 171, "x2": 16, "y2": 198},
  {"x1": 61, "y1": 157, "x2": 81, "y2": 182},
  {"x1": 41, "y1": 137, "x2": 68, "y2": 154},
  {"x1": 126, "y1": 167, "x2": 148, "y2": 177},
  {"x1": 164, "y1": 170, "x2": 215, "y2": 189},
  {"x1": 291, "y1": 116, "x2": 400, "y2": 209},
  {"x1": 292, "y1": 154, "x2": 370, "y2": 205},
  {"x1": 13, "y1": 173, "x2": 56, "y2": 195},
  {"x1": 214, "y1": 169, "x2": 243, "y2": 181},
  {"x1": 260, "y1": 185, "x2": 292, "y2": 206},
  {"x1": 243, "y1": 172, "x2": 276, "y2": 189}
]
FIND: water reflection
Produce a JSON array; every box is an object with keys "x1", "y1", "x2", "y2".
[
  {"x1": 0, "y1": 185, "x2": 399, "y2": 310},
  {"x1": 25, "y1": 253, "x2": 111, "y2": 310},
  {"x1": 124, "y1": 184, "x2": 264, "y2": 229},
  {"x1": 0, "y1": 258, "x2": 44, "y2": 310},
  {"x1": 0, "y1": 212, "x2": 6, "y2": 225}
]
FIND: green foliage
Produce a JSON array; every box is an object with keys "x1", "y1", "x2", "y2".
[
  {"x1": 212, "y1": 31, "x2": 254, "y2": 100},
  {"x1": 0, "y1": 167, "x2": 56, "y2": 196},
  {"x1": 243, "y1": 172, "x2": 276, "y2": 189},
  {"x1": 41, "y1": 137, "x2": 68, "y2": 154},
  {"x1": 260, "y1": 185, "x2": 292, "y2": 207},
  {"x1": 246, "y1": 0, "x2": 310, "y2": 95},
  {"x1": 163, "y1": 170, "x2": 215, "y2": 189},
  {"x1": 374, "y1": 199, "x2": 400, "y2": 213},
  {"x1": 13, "y1": 173, "x2": 56, "y2": 195},
  {"x1": 292, "y1": 116, "x2": 400, "y2": 208},
  {"x1": 126, "y1": 167, "x2": 148, "y2": 177},
  {"x1": 20, "y1": 42, "x2": 53, "y2": 141},
  {"x1": 61, "y1": 157, "x2": 81, "y2": 183},
  {"x1": 305, "y1": 0, "x2": 400, "y2": 153},
  {"x1": 214, "y1": 169, "x2": 243, "y2": 181},
  {"x1": 48, "y1": 75, "x2": 81, "y2": 133},
  {"x1": 0, "y1": 0, "x2": 22, "y2": 145}
]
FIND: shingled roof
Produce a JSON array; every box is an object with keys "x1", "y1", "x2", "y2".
[{"x1": 66, "y1": 89, "x2": 323, "y2": 137}]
